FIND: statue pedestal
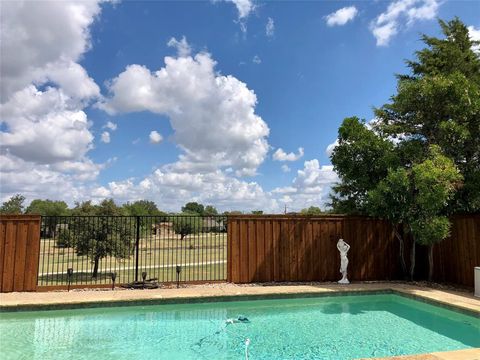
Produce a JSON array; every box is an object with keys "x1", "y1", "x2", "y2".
[{"x1": 338, "y1": 278, "x2": 350, "y2": 284}]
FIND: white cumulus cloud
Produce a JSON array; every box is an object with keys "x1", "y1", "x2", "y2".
[
  {"x1": 101, "y1": 38, "x2": 270, "y2": 177},
  {"x1": 468, "y1": 26, "x2": 480, "y2": 53},
  {"x1": 0, "y1": 0, "x2": 102, "y2": 101},
  {"x1": 90, "y1": 168, "x2": 278, "y2": 213},
  {"x1": 326, "y1": 139, "x2": 339, "y2": 157},
  {"x1": 167, "y1": 36, "x2": 192, "y2": 57},
  {"x1": 325, "y1": 6, "x2": 358, "y2": 27},
  {"x1": 101, "y1": 131, "x2": 111, "y2": 143},
  {"x1": 228, "y1": 0, "x2": 255, "y2": 19},
  {"x1": 371, "y1": 0, "x2": 439, "y2": 46},
  {"x1": 103, "y1": 121, "x2": 117, "y2": 131},
  {"x1": 273, "y1": 147, "x2": 304, "y2": 162},
  {"x1": 270, "y1": 159, "x2": 339, "y2": 211},
  {"x1": 216, "y1": 0, "x2": 255, "y2": 33},
  {"x1": 0, "y1": 0, "x2": 107, "y2": 202},
  {"x1": 149, "y1": 130, "x2": 163, "y2": 144},
  {"x1": 266, "y1": 17, "x2": 275, "y2": 37},
  {"x1": 1, "y1": 86, "x2": 94, "y2": 164},
  {"x1": 281, "y1": 164, "x2": 291, "y2": 173}
]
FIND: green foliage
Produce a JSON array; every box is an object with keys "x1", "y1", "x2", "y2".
[
  {"x1": 412, "y1": 146, "x2": 462, "y2": 217},
  {"x1": 71, "y1": 199, "x2": 125, "y2": 216},
  {"x1": 330, "y1": 19, "x2": 474, "y2": 279},
  {"x1": 96, "y1": 199, "x2": 126, "y2": 216},
  {"x1": 367, "y1": 168, "x2": 411, "y2": 225},
  {"x1": 172, "y1": 215, "x2": 202, "y2": 240},
  {"x1": 366, "y1": 146, "x2": 461, "y2": 279},
  {"x1": 122, "y1": 200, "x2": 167, "y2": 233},
  {"x1": 223, "y1": 210, "x2": 243, "y2": 215},
  {"x1": 374, "y1": 18, "x2": 480, "y2": 213},
  {"x1": 330, "y1": 117, "x2": 398, "y2": 214},
  {"x1": 71, "y1": 201, "x2": 98, "y2": 216},
  {"x1": 56, "y1": 229, "x2": 75, "y2": 248},
  {"x1": 368, "y1": 146, "x2": 461, "y2": 231},
  {"x1": 404, "y1": 18, "x2": 480, "y2": 82},
  {"x1": 123, "y1": 200, "x2": 165, "y2": 217},
  {"x1": 300, "y1": 206, "x2": 323, "y2": 215},
  {"x1": 0, "y1": 194, "x2": 26, "y2": 214},
  {"x1": 60, "y1": 217, "x2": 134, "y2": 277},
  {"x1": 251, "y1": 210, "x2": 264, "y2": 215},
  {"x1": 410, "y1": 217, "x2": 451, "y2": 247},
  {"x1": 204, "y1": 205, "x2": 218, "y2": 216},
  {"x1": 181, "y1": 202, "x2": 205, "y2": 215},
  {"x1": 61, "y1": 199, "x2": 131, "y2": 277},
  {"x1": 26, "y1": 199, "x2": 70, "y2": 216}
]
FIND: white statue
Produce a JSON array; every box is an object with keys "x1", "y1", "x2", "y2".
[{"x1": 337, "y1": 239, "x2": 350, "y2": 284}]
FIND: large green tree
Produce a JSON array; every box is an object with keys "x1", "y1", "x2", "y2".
[
  {"x1": 368, "y1": 146, "x2": 462, "y2": 280},
  {"x1": 0, "y1": 194, "x2": 26, "y2": 214},
  {"x1": 330, "y1": 18, "x2": 475, "y2": 280},
  {"x1": 181, "y1": 202, "x2": 205, "y2": 215},
  {"x1": 204, "y1": 205, "x2": 218, "y2": 216},
  {"x1": 330, "y1": 117, "x2": 398, "y2": 214},
  {"x1": 122, "y1": 200, "x2": 167, "y2": 231},
  {"x1": 26, "y1": 199, "x2": 69, "y2": 216},
  {"x1": 374, "y1": 18, "x2": 480, "y2": 213},
  {"x1": 123, "y1": 200, "x2": 164, "y2": 216},
  {"x1": 172, "y1": 214, "x2": 202, "y2": 240},
  {"x1": 60, "y1": 199, "x2": 133, "y2": 278},
  {"x1": 26, "y1": 199, "x2": 70, "y2": 239}
]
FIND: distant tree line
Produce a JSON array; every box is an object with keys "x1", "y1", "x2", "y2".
[{"x1": 0, "y1": 196, "x2": 327, "y2": 217}]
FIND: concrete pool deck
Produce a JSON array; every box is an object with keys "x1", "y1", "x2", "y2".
[
  {"x1": 1, "y1": 282, "x2": 479, "y2": 314},
  {"x1": 1, "y1": 282, "x2": 479, "y2": 359}
]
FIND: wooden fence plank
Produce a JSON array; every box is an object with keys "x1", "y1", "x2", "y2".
[
  {"x1": 0, "y1": 221, "x2": 6, "y2": 291},
  {"x1": 13, "y1": 221, "x2": 28, "y2": 291},
  {"x1": 239, "y1": 220, "x2": 249, "y2": 283},
  {"x1": 25, "y1": 219, "x2": 40, "y2": 291},
  {"x1": 264, "y1": 219, "x2": 273, "y2": 281},
  {"x1": 2, "y1": 221, "x2": 17, "y2": 292},
  {"x1": 273, "y1": 220, "x2": 280, "y2": 281},
  {"x1": 247, "y1": 220, "x2": 256, "y2": 282},
  {"x1": 255, "y1": 220, "x2": 265, "y2": 282}
]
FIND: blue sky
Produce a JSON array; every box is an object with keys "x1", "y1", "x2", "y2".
[{"x1": 1, "y1": 0, "x2": 479, "y2": 212}]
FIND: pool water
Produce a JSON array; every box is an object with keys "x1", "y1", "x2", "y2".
[{"x1": 0, "y1": 294, "x2": 478, "y2": 360}]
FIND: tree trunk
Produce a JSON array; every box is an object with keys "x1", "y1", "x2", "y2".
[
  {"x1": 393, "y1": 225, "x2": 407, "y2": 278},
  {"x1": 428, "y1": 244, "x2": 434, "y2": 282},
  {"x1": 409, "y1": 241, "x2": 416, "y2": 281},
  {"x1": 92, "y1": 257, "x2": 100, "y2": 278}
]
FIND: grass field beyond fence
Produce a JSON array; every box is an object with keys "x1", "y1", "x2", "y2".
[{"x1": 38, "y1": 216, "x2": 227, "y2": 287}]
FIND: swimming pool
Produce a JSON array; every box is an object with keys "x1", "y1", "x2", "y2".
[{"x1": 0, "y1": 293, "x2": 478, "y2": 359}]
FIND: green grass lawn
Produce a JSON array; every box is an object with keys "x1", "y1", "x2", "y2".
[{"x1": 38, "y1": 233, "x2": 227, "y2": 286}]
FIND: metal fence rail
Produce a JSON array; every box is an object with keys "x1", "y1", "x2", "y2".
[{"x1": 38, "y1": 215, "x2": 227, "y2": 287}]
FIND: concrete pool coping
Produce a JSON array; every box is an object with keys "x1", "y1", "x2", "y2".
[
  {"x1": 1, "y1": 282, "x2": 479, "y2": 360},
  {"x1": 1, "y1": 282, "x2": 478, "y2": 315}
]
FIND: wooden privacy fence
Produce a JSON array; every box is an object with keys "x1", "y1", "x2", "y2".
[
  {"x1": 0, "y1": 215, "x2": 41, "y2": 292},
  {"x1": 227, "y1": 215, "x2": 480, "y2": 287},
  {"x1": 421, "y1": 214, "x2": 480, "y2": 287},
  {"x1": 0, "y1": 214, "x2": 478, "y2": 292},
  {"x1": 227, "y1": 215, "x2": 401, "y2": 283}
]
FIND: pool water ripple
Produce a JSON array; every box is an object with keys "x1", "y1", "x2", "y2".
[{"x1": 0, "y1": 294, "x2": 478, "y2": 360}]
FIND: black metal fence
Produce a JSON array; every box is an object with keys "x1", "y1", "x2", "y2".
[{"x1": 38, "y1": 215, "x2": 227, "y2": 287}]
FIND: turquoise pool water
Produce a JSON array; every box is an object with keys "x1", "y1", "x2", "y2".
[{"x1": 0, "y1": 294, "x2": 478, "y2": 360}]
